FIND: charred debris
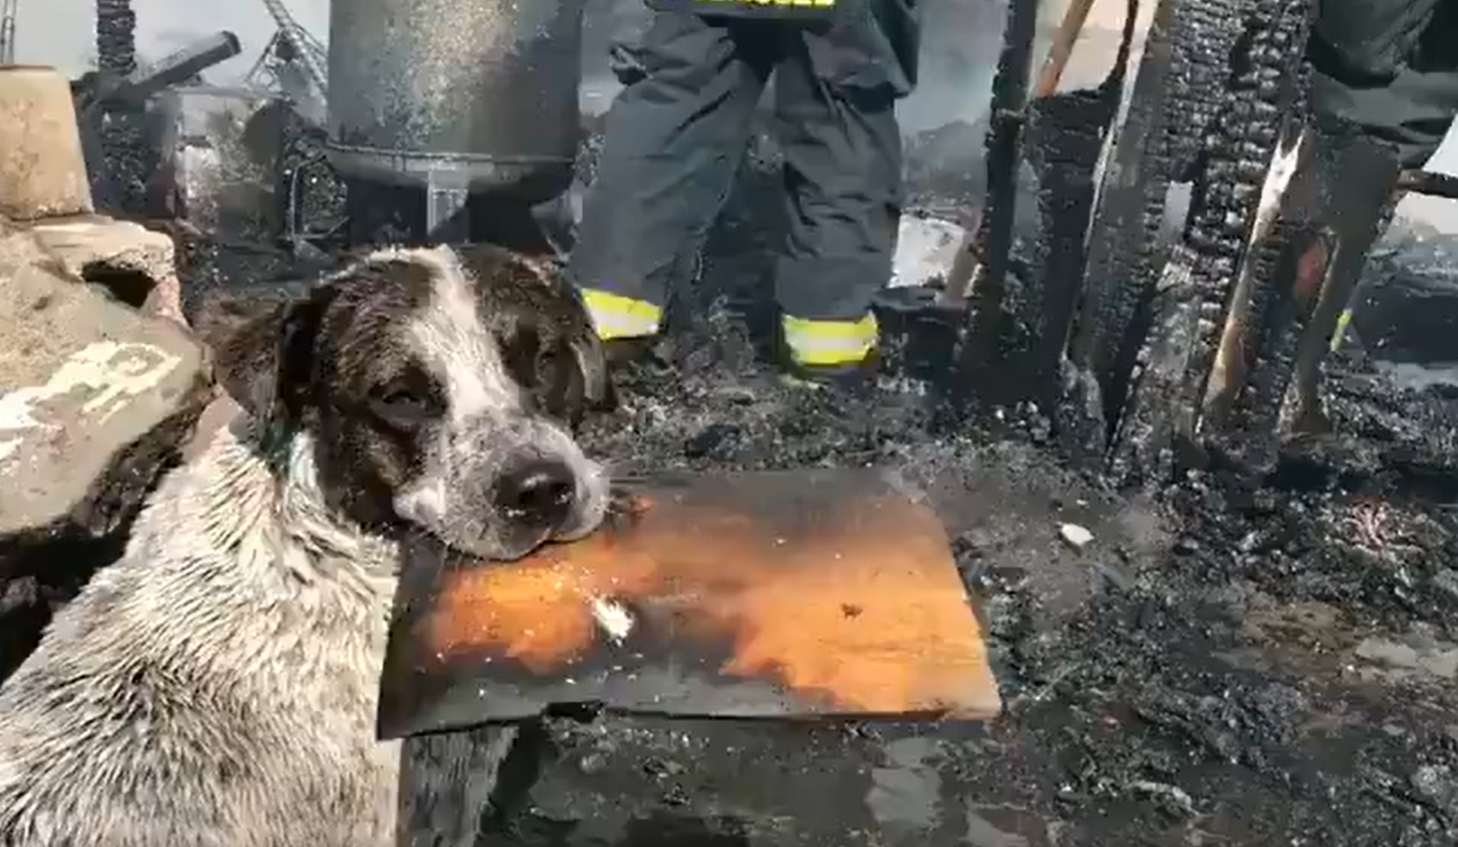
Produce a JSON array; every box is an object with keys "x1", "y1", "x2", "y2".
[{"x1": 74, "y1": 0, "x2": 341, "y2": 256}]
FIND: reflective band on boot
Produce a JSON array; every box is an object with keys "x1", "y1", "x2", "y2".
[
  {"x1": 781, "y1": 313, "x2": 879, "y2": 368},
  {"x1": 580, "y1": 288, "x2": 663, "y2": 341},
  {"x1": 1330, "y1": 307, "x2": 1353, "y2": 353}
]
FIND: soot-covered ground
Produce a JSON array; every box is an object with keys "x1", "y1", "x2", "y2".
[
  {"x1": 533, "y1": 323, "x2": 1456, "y2": 847},
  {"x1": 520, "y1": 131, "x2": 1458, "y2": 847},
  {"x1": 177, "y1": 122, "x2": 1458, "y2": 846}
]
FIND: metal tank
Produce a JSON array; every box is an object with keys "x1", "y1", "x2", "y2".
[{"x1": 325, "y1": 0, "x2": 587, "y2": 237}]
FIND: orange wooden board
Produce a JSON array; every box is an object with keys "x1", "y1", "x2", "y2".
[{"x1": 377, "y1": 469, "x2": 1002, "y2": 737}]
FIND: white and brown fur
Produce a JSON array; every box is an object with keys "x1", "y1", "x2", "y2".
[{"x1": 0, "y1": 243, "x2": 615, "y2": 847}]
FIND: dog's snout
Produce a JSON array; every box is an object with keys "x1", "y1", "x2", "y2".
[{"x1": 495, "y1": 459, "x2": 576, "y2": 529}]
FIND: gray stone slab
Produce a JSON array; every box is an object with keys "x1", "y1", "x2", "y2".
[
  {"x1": 26, "y1": 215, "x2": 184, "y2": 320},
  {"x1": 0, "y1": 231, "x2": 210, "y2": 542}
]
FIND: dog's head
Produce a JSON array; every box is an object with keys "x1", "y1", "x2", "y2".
[{"x1": 213, "y1": 244, "x2": 615, "y2": 561}]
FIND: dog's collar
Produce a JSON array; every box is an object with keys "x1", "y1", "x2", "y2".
[{"x1": 258, "y1": 418, "x2": 299, "y2": 471}]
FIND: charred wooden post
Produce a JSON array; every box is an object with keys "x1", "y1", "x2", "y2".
[
  {"x1": 1161, "y1": 0, "x2": 1243, "y2": 182},
  {"x1": 1068, "y1": 0, "x2": 1175, "y2": 457},
  {"x1": 1014, "y1": 88, "x2": 1121, "y2": 408},
  {"x1": 1214, "y1": 218, "x2": 1330, "y2": 470},
  {"x1": 954, "y1": 0, "x2": 1042, "y2": 407},
  {"x1": 1109, "y1": 0, "x2": 1316, "y2": 485},
  {"x1": 1011, "y1": 0, "x2": 1139, "y2": 447},
  {"x1": 1176, "y1": 0, "x2": 1316, "y2": 433}
]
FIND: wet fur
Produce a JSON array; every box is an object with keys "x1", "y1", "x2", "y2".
[{"x1": 0, "y1": 244, "x2": 613, "y2": 847}]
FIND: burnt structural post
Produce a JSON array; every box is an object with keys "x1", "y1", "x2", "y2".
[{"x1": 94, "y1": 0, "x2": 147, "y2": 213}]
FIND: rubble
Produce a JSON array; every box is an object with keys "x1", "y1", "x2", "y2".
[
  {"x1": 0, "y1": 66, "x2": 213, "y2": 682},
  {"x1": 0, "y1": 225, "x2": 209, "y2": 559},
  {"x1": 26, "y1": 216, "x2": 185, "y2": 320}
]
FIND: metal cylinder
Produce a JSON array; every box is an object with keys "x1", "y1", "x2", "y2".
[{"x1": 325, "y1": 0, "x2": 586, "y2": 204}]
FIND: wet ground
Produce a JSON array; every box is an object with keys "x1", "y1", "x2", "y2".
[
  {"x1": 508, "y1": 133, "x2": 1458, "y2": 842},
  {"x1": 451, "y1": 315, "x2": 1444, "y2": 847},
  {"x1": 167, "y1": 120, "x2": 1458, "y2": 846}
]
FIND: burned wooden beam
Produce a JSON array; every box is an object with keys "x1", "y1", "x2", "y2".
[{"x1": 953, "y1": 0, "x2": 1043, "y2": 407}]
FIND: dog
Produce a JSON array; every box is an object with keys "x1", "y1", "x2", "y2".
[{"x1": 0, "y1": 243, "x2": 615, "y2": 847}]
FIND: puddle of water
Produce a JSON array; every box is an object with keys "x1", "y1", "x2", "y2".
[
  {"x1": 865, "y1": 736, "x2": 942, "y2": 835},
  {"x1": 1374, "y1": 360, "x2": 1458, "y2": 391},
  {"x1": 965, "y1": 806, "x2": 1039, "y2": 847}
]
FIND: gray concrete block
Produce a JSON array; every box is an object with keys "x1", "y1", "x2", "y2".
[
  {"x1": 26, "y1": 215, "x2": 185, "y2": 321},
  {"x1": 0, "y1": 230, "x2": 211, "y2": 550}
]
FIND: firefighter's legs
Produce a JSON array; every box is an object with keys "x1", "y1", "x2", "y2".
[
  {"x1": 769, "y1": 32, "x2": 906, "y2": 375},
  {"x1": 1309, "y1": 0, "x2": 1458, "y2": 171},
  {"x1": 568, "y1": 12, "x2": 775, "y2": 341},
  {"x1": 1292, "y1": 0, "x2": 1458, "y2": 427}
]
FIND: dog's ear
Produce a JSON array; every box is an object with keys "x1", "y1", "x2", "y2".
[
  {"x1": 213, "y1": 283, "x2": 337, "y2": 423},
  {"x1": 504, "y1": 252, "x2": 618, "y2": 418}
]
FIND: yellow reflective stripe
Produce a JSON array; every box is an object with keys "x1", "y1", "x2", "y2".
[
  {"x1": 1330, "y1": 307, "x2": 1353, "y2": 353},
  {"x1": 782, "y1": 313, "x2": 878, "y2": 367},
  {"x1": 581, "y1": 288, "x2": 662, "y2": 341}
]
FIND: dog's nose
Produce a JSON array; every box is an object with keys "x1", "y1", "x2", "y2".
[{"x1": 494, "y1": 459, "x2": 576, "y2": 530}]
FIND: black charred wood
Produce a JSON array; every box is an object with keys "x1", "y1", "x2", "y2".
[
  {"x1": 1108, "y1": 243, "x2": 1205, "y2": 484},
  {"x1": 1070, "y1": 0, "x2": 1178, "y2": 453},
  {"x1": 1219, "y1": 219, "x2": 1318, "y2": 473},
  {"x1": 1113, "y1": 0, "x2": 1316, "y2": 485},
  {"x1": 954, "y1": 0, "x2": 1042, "y2": 409},
  {"x1": 1163, "y1": 0, "x2": 1244, "y2": 180},
  {"x1": 995, "y1": 93, "x2": 1108, "y2": 408}
]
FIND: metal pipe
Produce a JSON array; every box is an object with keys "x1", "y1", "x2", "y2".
[{"x1": 108, "y1": 31, "x2": 243, "y2": 105}]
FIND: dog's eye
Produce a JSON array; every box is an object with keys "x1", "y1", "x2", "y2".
[
  {"x1": 535, "y1": 348, "x2": 561, "y2": 384},
  {"x1": 369, "y1": 386, "x2": 431, "y2": 427}
]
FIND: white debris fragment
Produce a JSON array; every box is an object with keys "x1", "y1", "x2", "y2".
[
  {"x1": 1059, "y1": 522, "x2": 1094, "y2": 550},
  {"x1": 889, "y1": 213, "x2": 970, "y2": 288},
  {"x1": 590, "y1": 597, "x2": 634, "y2": 643}
]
